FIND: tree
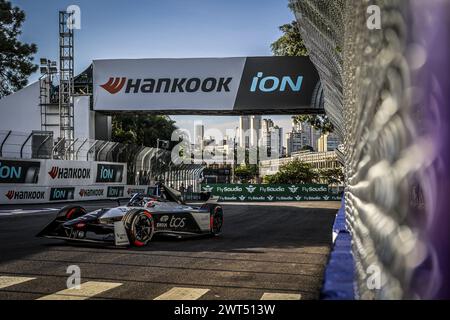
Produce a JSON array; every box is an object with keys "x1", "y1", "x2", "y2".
[
  {"x1": 301, "y1": 145, "x2": 314, "y2": 152},
  {"x1": 271, "y1": 20, "x2": 334, "y2": 134},
  {"x1": 318, "y1": 168, "x2": 344, "y2": 185},
  {"x1": 234, "y1": 164, "x2": 258, "y2": 183},
  {"x1": 263, "y1": 159, "x2": 318, "y2": 184},
  {"x1": 271, "y1": 21, "x2": 308, "y2": 57},
  {"x1": 0, "y1": 0, "x2": 37, "y2": 97},
  {"x1": 112, "y1": 114, "x2": 177, "y2": 148},
  {"x1": 293, "y1": 114, "x2": 334, "y2": 134}
]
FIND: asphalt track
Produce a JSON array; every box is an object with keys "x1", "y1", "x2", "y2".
[{"x1": 0, "y1": 201, "x2": 340, "y2": 300}]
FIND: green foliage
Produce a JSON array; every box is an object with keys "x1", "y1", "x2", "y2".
[
  {"x1": 234, "y1": 165, "x2": 258, "y2": 183},
  {"x1": 270, "y1": 21, "x2": 308, "y2": 57},
  {"x1": 263, "y1": 159, "x2": 319, "y2": 184},
  {"x1": 0, "y1": 0, "x2": 38, "y2": 97},
  {"x1": 271, "y1": 19, "x2": 334, "y2": 134},
  {"x1": 293, "y1": 114, "x2": 335, "y2": 134},
  {"x1": 318, "y1": 168, "x2": 344, "y2": 185},
  {"x1": 112, "y1": 114, "x2": 177, "y2": 147},
  {"x1": 264, "y1": 159, "x2": 344, "y2": 185},
  {"x1": 301, "y1": 145, "x2": 314, "y2": 152}
]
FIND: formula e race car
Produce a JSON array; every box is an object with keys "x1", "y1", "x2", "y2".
[{"x1": 37, "y1": 185, "x2": 223, "y2": 247}]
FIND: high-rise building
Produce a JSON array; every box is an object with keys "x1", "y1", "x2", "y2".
[
  {"x1": 285, "y1": 131, "x2": 303, "y2": 156},
  {"x1": 301, "y1": 122, "x2": 321, "y2": 150},
  {"x1": 239, "y1": 115, "x2": 261, "y2": 149},
  {"x1": 327, "y1": 132, "x2": 341, "y2": 151},
  {"x1": 194, "y1": 124, "x2": 204, "y2": 148},
  {"x1": 317, "y1": 134, "x2": 327, "y2": 152},
  {"x1": 261, "y1": 119, "x2": 283, "y2": 158},
  {"x1": 285, "y1": 120, "x2": 321, "y2": 156},
  {"x1": 317, "y1": 132, "x2": 342, "y2": 152}
]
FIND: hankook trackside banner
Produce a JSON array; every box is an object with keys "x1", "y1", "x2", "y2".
[{"x1": 93, "y1": 57, "x2": 321, "y2": 113}]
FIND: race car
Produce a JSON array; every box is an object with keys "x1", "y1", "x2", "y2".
[{"x1": 37, "y1": 184, "x2": 223, "y2": 247}]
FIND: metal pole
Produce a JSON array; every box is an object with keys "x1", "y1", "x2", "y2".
[
  {"x1": 36, "y1": 135, "x2": 52, "y2": 159},
  {"x1": 20, "y1": 132, "x2": 33, "y2": 159},
  {"x1": 52, "y1": 138, "x2": 66, "y2": 160},
  {"x1": 76, "y1": 138, "x2": 88, "y2": 160},
  {"x1": 64, "y1": 138, "x2": 78, "y2": 160},
  {"x1": 86, "y1": 140, "x2": 99, "y2": 161},
  {"x1": 96, "y1": 141, "x2": 109, "y2": 161},
  {"x1": 0, "y1": 130, "x2": 12, "y2": 157}
]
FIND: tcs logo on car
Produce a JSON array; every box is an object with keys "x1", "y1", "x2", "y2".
[{"x1": 169, "y1": 216, "x2": 186, "y2": 229}]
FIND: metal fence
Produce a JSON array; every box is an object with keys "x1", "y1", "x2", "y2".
[
  {"x1": 0, "y1": 130, "x2": 205, "y2": 191},
  {"x1": 290, "y1": 0, "x2": 448, "y2": 299}
]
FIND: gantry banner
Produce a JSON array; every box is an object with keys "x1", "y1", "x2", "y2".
[{"x1": 93, "y1": 57, "x2": 321, "y2": 114}]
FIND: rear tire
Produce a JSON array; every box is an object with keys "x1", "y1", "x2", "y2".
[{"x1": 126, "y1": 210, "x2": 155, "y2": 247}]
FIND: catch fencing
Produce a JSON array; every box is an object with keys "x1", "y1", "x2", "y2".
[
  {"x1": 290, "y1": 0, "x2": 447, "y2": 299},
  {"x1": 0, "y1": 130, "x2": 205, "y2": 192}
]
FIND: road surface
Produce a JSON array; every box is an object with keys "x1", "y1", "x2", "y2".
[{"x1": 0, "y1": 201, "x2": 340, "y2": 300}]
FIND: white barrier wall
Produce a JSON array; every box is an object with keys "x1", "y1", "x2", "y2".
[{"x1": 0, "y1": 158, "x2": 130, "y2": 204}]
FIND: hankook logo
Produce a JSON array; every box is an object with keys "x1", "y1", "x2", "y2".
[
  {"x1": 100, "y1": 77, "x2": 233, "y2": 95},
  {"x1": 6, "y1": 190, "x2": 46, "y2": 200},
  {"x1": 101, "y1": 77, "x2": 127, "y2": 94},
  {"x1": 48, "y1": 166, "x2": 91, "y2": 180},
  {"x1": 79, "y1": 188, "x2": 104, "y2": 197}
]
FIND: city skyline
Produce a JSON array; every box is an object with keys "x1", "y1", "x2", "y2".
[{"x1": 181, "y1": 115, "x2": 341, "y2": 155}]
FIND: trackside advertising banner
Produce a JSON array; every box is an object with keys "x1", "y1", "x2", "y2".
[
  {"x1": 45, "y1": 160, "x2": 93, "y2": 186},
  {"x1": 0, "y1": 158, "x2": 128, "y2": 204},
  {"x1": 0, "y1": 159, "x2": 40, "y2": 184},
  {"x1": 0, "y1": 185, "x2": 146, "y2": 204},
  {"x1": 93, "y1": 57, "x2": 321, "y2": 114},
  {"x1": 201, "y1": 184, "x2": 342, "y2": 202}
]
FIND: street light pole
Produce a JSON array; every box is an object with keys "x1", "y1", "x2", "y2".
[{"x1": 232, "y1": 126, "x2": 239, "y2": 183}]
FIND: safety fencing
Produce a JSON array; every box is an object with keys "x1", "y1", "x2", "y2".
[
  {"x1": 0, "y1": 130, "x2": 206, "y2": 192},
  {"x1": 200, "y1": 183, "x2": 341, "y2": 202},
  {"x1": 290, "y1": 0, "x2": 450, "y2": 299}
]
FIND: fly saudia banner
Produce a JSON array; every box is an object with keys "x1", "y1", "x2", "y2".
[
  {"x1": 93, "y1": 57, "x2": 321, "y2": 114},
  {"x1": 201, "y1": 184, "x2": 342, "y2": 202}
]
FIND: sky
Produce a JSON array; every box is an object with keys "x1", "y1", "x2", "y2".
[{"x1": 12, "y1": 0, "x2": 297, "y2": 139}]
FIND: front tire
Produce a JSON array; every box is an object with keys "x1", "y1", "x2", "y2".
[
  {"x1": 127, "y1": 210, "x2": 155, "y2": 247},
  {"x1": 56, "y1": 205, "x2": 86, "y2": 221}
]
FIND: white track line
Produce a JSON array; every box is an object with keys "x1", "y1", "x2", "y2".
[
  {"x1": 37, "y1": 281, "x2": 122, "y2": 300},
  {"x1": 260, "y1": 293, "x2": 302, "y2": 300},
  {"x1": 154, "y1": 287, "x2": 210, "y2": 300},
  {"x1": 0, "y1": 276, "x2": 35, "y2": 289},
  {"x1": 0, "y1": 208, "x2": 59, "y2": 216}
]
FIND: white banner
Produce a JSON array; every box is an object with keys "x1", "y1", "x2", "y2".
[
  {"x1": 125, "y1": 185, "x2": 148, "y2": 197},
  {"x1": 0, "y1": 185, "x2": 137, "y2": 204},
  {"x1": 0, "y1": 158, "x2": 127, "y2": 187},
  {"x1": 0, "y1": 186, "x2": 48, "y2": 204},
  {"x1": 93, "y1": 58, "x2": 246, "y2": 111},
  {"x1": 44, "y1": 160, "x2": 93, "y2": 186}
]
